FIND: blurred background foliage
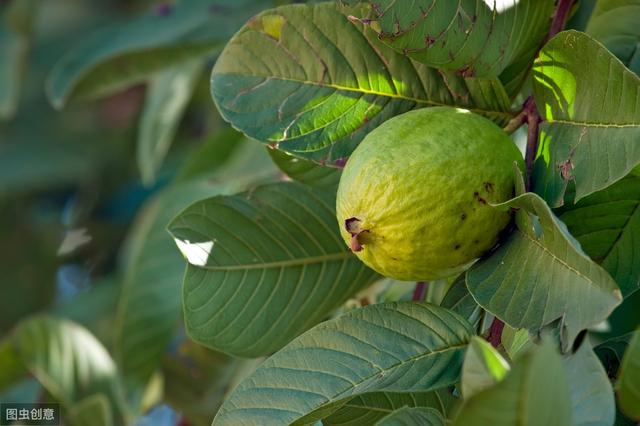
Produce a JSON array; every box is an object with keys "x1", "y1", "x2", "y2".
[{"x1": 0, "y1": 0, "x2": 638, "y2": 424}]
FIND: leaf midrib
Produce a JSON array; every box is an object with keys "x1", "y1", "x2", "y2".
[
  {"x1": 218, "y1": 73, "x2": 515, "y2": 119},
  {"x1": 189, "y1": 250, "x2": 354, "y2": 271},
  {"x1": 545, "y1": 119, "x2": 640, "y2": 128}
]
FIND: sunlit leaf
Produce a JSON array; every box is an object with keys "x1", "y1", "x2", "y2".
[
  {"x1": 211, "y1": 2, "x2": 513, "y2": 164},
  {"x1": 467, "y1": 192, "x2": 622, "y2": 348},
  {"x1": 558, "y1": 176, "x2": 640, "y2": 297},
  {"x1": 169, "y1": 181, "x2": 378, "y2": 357},
  {"x1": 461, "y1": 337, "x2": 510, "y2": 399},
  {"x1": 212, "y1": 302, "x2": 473, "y2": 425},
  {"x1": 268, "y1": 148, "x2": 341, "y2": 187},
  {"x1": 532, "y1": 30, "x2": 640, "y2": 206}
]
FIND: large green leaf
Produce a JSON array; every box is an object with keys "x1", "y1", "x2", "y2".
[
  {"x1": 323, "y1": 390, "x2": 453, "y2": 426},
  {"x1": 212, "y1": 302, "x2": 473, "y2": 425},
  {"x1": 46, "y1": 0, "x2": 269, "y2": 107},
  {"x1": 349, "y1": 0, "x2": 554, "y2": 79},
  {"x1": 617, "y1": 327, "x2": 640, "y2": 420},
  {"x1": 69, "y1": 394, "x2": 113, "y2": 426},
  {"x1": 467, "y1": 192, "x2": 622, "y2": 348},
  {"x1": 595, "y1": 333, "x2": 632, "y2": 378},
  {"x1": 587, "y1": 0, "x2": 640, "y2": 74},
  {"x1": 0, "y1": 0, "x2": 37, "y2": 119},
  {"x1": 565, "y1": 340, "x2": 615, "y2": 426},
  {"x1": 169, "y1": 181, "x2": 378, "y2": 357},
  {"x1": 137, "y1": 59, "x2": 203, "y2": 186},
  {"x1": 532, "y1": 30, "x2": 640, "y2": 206},
  {"x1": 211, "y1": 2, "x2": 513, "y2": 164},
  {"x1": 453, "y1": 341, "x2": 572, "y2": 426},
  {"x1": 375, "y1": 407, "x2": 444, "y2": 426},
  {"x1": 440, "y1": 274, "x2": 483, "y2": 329},
  {"x1": 461, "y1": 337, "x2": 510, "y2": 399},
  {"x1": 11, "y1": 316, "x2": 128, "y2": 423},
  {"x1": 558, "y1": 176, "x2": 640, "y2": 297}
]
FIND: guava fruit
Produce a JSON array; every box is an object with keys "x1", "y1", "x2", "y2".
[{"x1": 336, "y1": 107, "x2": 524, "y2": 281}]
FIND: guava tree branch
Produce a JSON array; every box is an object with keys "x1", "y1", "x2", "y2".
[
  {"x1": 489, "y1": 0, "x2": 574, "y2": 347},
  {"x1": 412, "y1": 282, "x2": 427, "y2": 301}
]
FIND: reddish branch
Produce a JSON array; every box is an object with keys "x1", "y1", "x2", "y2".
[
  {"x1": 412, "y1": 282, "x2": 427, "y2": 301},
  {"x1": 488, "y1": 0, "x2": 574, "y2": 348}
]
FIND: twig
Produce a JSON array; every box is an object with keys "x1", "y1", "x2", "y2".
[
  {"x1": 412, "y1": 282, "x2": 427, "y2": 301},
  {"x1": 487, "y1": 317, "x2": 505, "y2": 348},
  {"x1": 547, "y1": 0, "x2": 575, "y2": 41},
  {"x1": 523, "y1": 97, "x2": 541, "y2": 190}
]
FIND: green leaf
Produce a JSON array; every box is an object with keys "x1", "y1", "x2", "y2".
[
  {"x1": 175, "y1": 128, "x2": 244, "y2": 182},
  {"x1": 587, "y1": 0, "x2": 640, "y2": 74},
  {"x1": 461, "y1": 337, "x2": 510, "y2": 399},
  {"x1": 137, "y1": 59, "x2": 203, "y2": 186},
  {"x1": 268, "y1": 148, "x2": 341, "y2": 187},
  {"x1": 46, "y1": 0, "x2": 269, "y2": 107},
  {"x1": 595, "y1": 333, "x2": 632, "y2": 378},
  {"x1": 467, "y1": 192, "x2": 622, "y2": 348},
  {"x1": 532, "y1": 30, "x2": 640, "y2": 206},
  {"x1": 453, "y1": 340, "x2": 572, "y2": 426},
  {"x1": 565, "y1": 340, "x2": 616, "y2": 426},
  {"x1": 351, "y1": 0, "x2": 554, "y2": 79},
  {"x1": 12, "y1": 316, "x2": 128, "y2": 422},
  {"x1": 323, "y1": 391, "x2": 452, "y2": 426},
  {"x1": 558, "y1": 176, "x2": 640, "y2": 297},
  {"x1": 0, "y1": 0, "x2": 37, "y2": 119},
  {"x1": 375, "y1": 407, "x2": 444, "y2": 426},
  {"x1": 440, "y1": 274, "x2": 483, "y2": 329},
  {"x1": 70, "y1": 394, "x2": 113, "y2": 426},
  {"x1": 0, "y1": 337, "x2": 26, "y2": 392},
  {"x1": 212, "y1": 302, "x2": 473, "y2": 425},
  {"x1": 169, "y1": 181, "x2": 378, "y2": 357},
  {"x1": 114, "y1": 179, "x2": 244, "y2": 405},
  {"x1": 501, "y1": 326, "x2": 533, "y2": 361},
  {"x1": 211, "y1": 3, "x2": 513, "y2": 164},
  {"x1": 617, "y1": 327, "x2": 640, "y2": 420}
]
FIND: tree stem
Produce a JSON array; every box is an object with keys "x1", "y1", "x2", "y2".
[
  {"x1": 412, "y1": 282, "x2": 427, "y2": 301},
  {"x1": 524, "y1": 97, "x2": 541, "y2": 190}
]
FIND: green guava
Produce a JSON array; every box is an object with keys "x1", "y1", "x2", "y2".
[{"x1": 336, "y1": 107, "x2": 524, "y2": 281}]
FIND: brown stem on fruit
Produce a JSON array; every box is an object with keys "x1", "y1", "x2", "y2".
[
  {"x1": 345, "y1": 217, "x2": 368, "y2": 252},
  {"x1": 487, "y1": 317, "x2": 505, "y2": 348},
  {"x1": 412, "y1": 282, "x2": 427, "y2": 301}
]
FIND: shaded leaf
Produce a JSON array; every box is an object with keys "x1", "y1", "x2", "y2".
[
  {"x1": 175, "y1": 128, "x2": 244, "y2": 182},
  {"x1": 0, "y1": 337, "x2": 26, "y2": 392},
  {"x1": 558, "y1": 176, "x2": 640, "y2": 297},
  {"x1": 12, "y1": 316, "x2": 127, "y2": 422},
  {"x1": 70, "y1": 394, "x2": 113, "y2": 426},
  {"x1": 268, "y1": 148, "x2": 341, "y2": 187},
  {"x1": 461, "y1": 337, "x2": 510, "y2": 399},
  {"x1": 617, "y1": 327, "x2": 640, "y2": 420},
  {"x1": 351, "y1": 0, "x2": 554, "y2": 79},
  {"x1": 212, "y1": 302, "x2": 473, "y2": 425},
  {"x1": 0, "y1": 0, "x2": 37, "y2": 119},
  {"x1": 440, "y1": 274, "x2": 483, "y2": 329},
  {"x1": 453, "y1": 341, "x2": 572, "y2": 426},
  {"x1": 467, "y1": 192, "x2": 622, "y2": 348},
  {"x1": 169, "y1": 181, "x2": 378, "y2": 357},
  {"x1": 501, "y1": 326, "x2": 533, "y2": 361},
  {"x1": 587, "y1": 0, "x2": 640, "y2": 74},
  {"x1": 323, "y1": 390, "x2": 453, "y2": 426},
  {"x1": 47, "y1": 0, "x2": 269, "y2": 107},
  {"x1": 114, "y1": 179, "x2": 245, "y2": 404},
  {"x1": 565, "y1": 340, "x2": 615, "y2": 426},
  {"x1": 595, "y1": 333, "x2": 632, "y2": 379},
  {"x1": 137, "y1": 59, "x2": 203, "y2": 186},
  {"x1": 375, "y1": 407, "x2": 444, "y2": 426},
  {"x1": 211, "y1": 3, "x2": 513, "y2": 164},
  {"x1": 532, "y1": 30, "x2": 640, "y2": 206}
]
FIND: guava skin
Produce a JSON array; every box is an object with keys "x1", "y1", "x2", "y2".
[{"x1": 336, "y1": 107, "x2": 524, "y2": 281}]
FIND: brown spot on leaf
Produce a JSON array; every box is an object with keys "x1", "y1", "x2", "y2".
[{"x1": 558, "y1": 159, "x2": 574, "y2": 180}]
